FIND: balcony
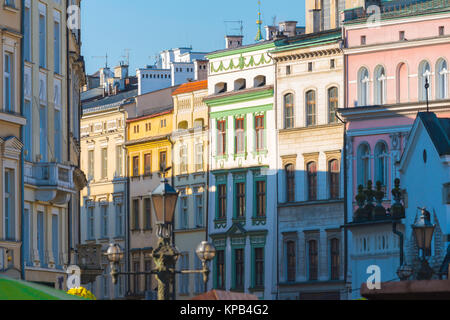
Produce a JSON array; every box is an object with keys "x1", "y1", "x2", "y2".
[{"x1": 24, "y1": 162, "x2": 77, "y2": 205}]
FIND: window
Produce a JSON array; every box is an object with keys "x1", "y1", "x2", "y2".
[
  {"x1": 133, "y1": 261, "x2": 140, "y2": 294},
  {"x1": 256, "y1": 180, "x2": 266, "y2": 218},
  {"x1": 217, "y1": 120, "x2": 226, "y2": 156},
  {"x1": 179, "y1": 253, "x2": 189, "y2": 295},
  {"x1": 115, "y1": 204, "x2": 124, "y2": 237},
  {"x1": 87, "y1": 207, "x2": 94, "y2": 240},
  {"x1": 308, "y1": 240, "x2": 318, "y2": 280},
  {"x1": 179, "y1": 194, "x2": 188, "y2": 229},
  {"x1": 360, "y1": 35, "x2": 366, "y2": 45},
  {"x1": 218, "y1": 184, "x2": 227, "y2": 219},
  {"x1": 101, "y1": 205, "x2": 108, "y2": 238},
  {"x1": 306, "y1": 90, "x2": 316, "y2": 126},
  {"x1": 132, "y1": 156, "x2": 139, "y2": 177},
  {"x1": 439, "y1": 26, "x2": 445, "y2": 36},
  {"x1": 254, "y1": 247, "x2": 264, "y2": 287},
  {"x1": 180, "y1": 145, "x2": 188, "y2": 174},
  {"x1": 159, "y1": 151, "x2": 167, "y2": 171},
  {"x1": 286, "y1": 65, "x2": 291, "y2": 75},
  {"x1": 195, "y1": 192, "x2": 204, "y2": 227},
  {"x1": 234, "y1": 78, "x2": 246, "y2": 91},
  {"x1": 194, "y1": 256, "x2": 203, "y2": 293},
  {"x1": 329, "y1": 160, "x2": 340, "y2": 199},
  {"x1": 24, "y1": 100, "x2": 32, "y2": 161},
  {"x1": 116, "y1": 146, "x2": 123, "y2": 177},
  {"x1": 330, "y1": 59, "x2": 335, "y2": 69},
  {"x1": 419, "y1": 61, "x2": 431, "y2": 101},
  {"x1": 374, "y1": 142, "x2": 388, "y2": 190},
  {"x1": 195, "y1": 143, "x2": 203, "y2": 171},
  {"x1": 284, "y1": 93, "x2": 294, "y2": 129},
  {"x1": 37, "y1": 212, "x2": 45, "y2": 264},
  {"x1": 215, "y1": 82, "x2": 227, "y2": 94},
  {"x1": 39, "y1": 106, "x2": 47, "y2": 162},
  {"x1": 358, "y1": 67, "x2": 370, "y2": 106},
  {"x1": 255, "y1": 115, "x2": 265, "y2": 151},
  {"x1": 374, "y1": 65, "x2": 386, "y2": 105},
  {"x1": 145, "y1": 260, "x2": 152, "y2": 292},
  {"x1": 286, "y1": 164, "x2": 295, "y2": 203},
  {"x1": 133, "y1": 199, "x2": 139, "y2": 230},
  {"x1": 88, "y1": 150, "x2": 94, "y2": 180},
  {"x1": 235, "y1": 182, "x2": 246, "y2": 218},
  {"x1": 307, "y1": 162, "x2": 317, "y2": 201},
  {"x1": 23, "y1": 208, "x2": 31, "y2": 265},
  {"x1": 287, "y1": 241, "x2": 296, "y2": 282},
  {"x1": 330, "y1": 238, "x2": 340, "y2": 280},
  {"x1": 144, "y1": 153, "x2": 151, "y2": 175},
  {"x1": 54, "y1": 13, "x2": 61, "y2": 74},
  {"x1": 254, "y1": 75, "x2": 266, "y2": 87},
  {"x1": 5, "y1": 0, "x2": 16, "y2": 9},
  {"x1": 216, "y1": 250, "x2": 225, "y2": 289},
  {"x1": 4, "y1": 169, "x2": 15, "y2": 240},
  {"x1": 399, "y1": 31, "x2": 405, "y2": 41},
  {"x1": 24, "y1": 5, "x2": 31, "y2": 61},
  {"x1": 101, "y1": 148, "x2": 108, "y2": 179},
  {"x1": 328, "y1": 87, "x2": 338, "y2": 123},
  {"x1": 357, "y1": 143, "x2": 371, "y2": 187},
  {"x1": 160, "y1": 119, "x2": 166, "y2": 128},
  {"x1": 39, "y1": 8, "x2": 47, "y2": 68},
  {"x1": 4, "y1": 53, "x2": 13, "y2": 112},
  {"x1": 308, "y1": 62, "x2": 313, "y2": 72},
  {"x1": 234, "y1": 248, "x2": 244, "y2": 289},
  {"x1": 144, "y1": 198, "x2": 151, "y2": 230},
  {"x1": 54, "y1": 110, "x2": 61, "y2": 162},
  {"x1": 235, "y1": 118, "x2": 245, "y2": 154},
  {"x1": 436, "y1": 59, "x2": 448, "y2": 100}
]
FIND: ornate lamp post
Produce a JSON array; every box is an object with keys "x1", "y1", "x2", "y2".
[
  {"x1": 105, "y1": 169, "x2": 216, "y2": 300},
  {"x1": 412, "y1": 207, "x2": 436, "y2": 280}
]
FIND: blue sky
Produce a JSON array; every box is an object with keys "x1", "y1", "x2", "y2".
[{"x1": 81, "y1": 0, "x2": 305, "y2": 75}]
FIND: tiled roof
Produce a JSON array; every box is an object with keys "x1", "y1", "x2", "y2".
[
  {"x1": 82, "y1": 88, "x2": 138, "y2": 114},
  {"x1": 418, "y1": 112, "x2": 450, "y2": 156},
  {"x1": 172, "y1": 80, "x2": 208, "y2": 96}
]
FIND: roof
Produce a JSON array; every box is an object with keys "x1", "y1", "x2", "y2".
[
  {"x1": 191, "y1": 290, "x2": 259, "y2": 301},
  {"x1": 172, "y1": 80, "x2": 208, "y2": 96},
  {"x1": 418, "y1": 112, "x2": 450, "y2": 156},
  {"x1": 82, "y1": 88, "x2": 138, "y2": 114},
  {"x1": 127, "y1": 106, "x2": 173, "y2": 123}
]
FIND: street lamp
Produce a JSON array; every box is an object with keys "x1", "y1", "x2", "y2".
[
  {"x1": 412, "y1": 207, "x2": 436, "y2": 280},
  {"x1": 105, "y1": 169, "x2": 216, "y2": 300}
]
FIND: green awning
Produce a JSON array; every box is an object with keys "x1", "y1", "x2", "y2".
[{"x1": 0, "y1": 276, "x2": 86, "y2": 300}]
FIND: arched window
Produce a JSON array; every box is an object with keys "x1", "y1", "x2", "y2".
[
  {"x1": 328, "y1": 87, "x2": 338, "y2": 123},
  {"x1": 284, "y1": 93, "x2": 294, "y2": 129},
  {"x1": 306, "y1": 90, "x2": 316, "y2": 126},
  {"x1": 307, "y1": 161, "x2": 317, "y2": 201},
  {"x1": 396, "y1": 62, "x2": 408, "y2": 103},
  {"x1": 328, "y1": 159, "x2": 340, "y2": 199},
  {"x1": 285, "y1": 164, "x2": 295, "y2": 203},
  {"x1": 194, "y1": 118, "x2": 204, "y2": 128},
  {"x1": 436, "y1": 59, "x2": 448, "y2": 100},
  {"x1": 374, "y1": 141, "x2": 389, "y2": 190},
  {"x1": 234, "y1": 78, "x2": 246, "y2": 91},
  {"x1": 374, "y1": 65, "x2": 386, "y2": 105},
  {"x1": 286, "y1": 241, "x2": 296, "y2": 282},
  {"x1": 308, "y1": 240, "x2": 318, "y2": 280},
  {"x1": 358, "y1": 67, "x2": 370, "y2": 106},
  {"x1": 254, "y1": 75, "x2": 266, "y2": 88},
  {"x1": 357, "y1": 143, "x2": 371, "y2": 187},
  {"x1": 419, "y1": 61, "x2": 431, "y2": 101},
  {"x1": 178, "y1": 121, "x2": 188, "y2": 130},
  {"x1": 215, "y1": 82, "x2": 227, "y2": 94}
]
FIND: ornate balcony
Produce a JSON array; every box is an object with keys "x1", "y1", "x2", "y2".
[
  {"x1": 76, "y1": 244, "x2": 103, "y2": 285},
  {"x1": 24, "y1": 162, "x2": 80, "y2": 205}
]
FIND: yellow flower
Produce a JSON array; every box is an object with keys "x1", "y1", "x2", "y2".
[{"x1": 67, "y1": 287, "x2": 97, "y2": 300}]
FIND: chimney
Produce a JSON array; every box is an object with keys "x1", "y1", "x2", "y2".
[
  {"x1": 225, "y1": 35, "x2": 244, "y2": 49},
  {"x1": 279, "y1": 21, "x2": 298, "y2": 37}
]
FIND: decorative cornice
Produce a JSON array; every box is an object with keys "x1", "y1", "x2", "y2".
[{"x1": 273, "y1": 48, "x2": 342, "y2": 62}]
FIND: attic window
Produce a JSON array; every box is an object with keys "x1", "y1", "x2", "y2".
[
  {"x1": 399, "y1": 31, "x2": 405, "y2": 41},
  {"x1": 361, "y1": 35, "x2": 366, "y2": 45},
  {"x1": 439, "y1": 26, "x2": 445, "y2": 36}
]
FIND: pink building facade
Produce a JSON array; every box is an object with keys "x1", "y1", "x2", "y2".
[{"x1": 340, "y1": 3, "x2": 450, "y2": 298}]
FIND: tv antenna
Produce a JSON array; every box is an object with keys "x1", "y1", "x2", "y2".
[
  {"x1": 91, "y1": 53, "x2": 108, "y2": 68},
  {"x1": 224, "y1": 20, "x2": 244, "y2": 36},
  {"x1": 121, "y1": 49, "x2": 131, "y2": 66},
  {"x1": 272, "y1": 15, "x2": 277, "y2": 27}
]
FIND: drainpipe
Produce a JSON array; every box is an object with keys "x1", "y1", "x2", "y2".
[
  {"x1": 20, "y1": 0, "x2": 25, "y2": 280},
  {"x1": 167, "y1": 133, "x2": 176, "y2": 300}
]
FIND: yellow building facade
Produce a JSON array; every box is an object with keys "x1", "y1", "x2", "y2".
[
  {"x1": 124, "y1": 86, "x2": 177, "y2": 299},
  {"x1": 0, "y1": 0, "x2": 25, "y2": 279},
  {"x1": 171, "y1": 80, "x2": 209, "y2": 299}
]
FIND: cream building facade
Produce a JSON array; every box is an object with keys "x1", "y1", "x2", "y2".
[
  {"x1": 0, "y1": 0, "x2": 25, "y2": 280},
  {"x1": 272, "y1": 30, "x2": 347, "y2": 300},
  {"x1": 171, "y1": 80, "x2": 209, "y2": 299},
  {"x1": 22, "y1": 0, "x2": 86, "y2": 288}
]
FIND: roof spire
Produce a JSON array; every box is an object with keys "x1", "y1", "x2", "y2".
[{"x1": 255, "y1": 0, "x2": 264, "y2": 42}]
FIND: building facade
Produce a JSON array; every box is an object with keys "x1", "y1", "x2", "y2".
[
  {"x1": 340, "y1": 2, "x2": 450, "y2": 299},
  {"x1": 22, "y1": 0, "x2": 86, "y2": 288},
  {"x1": 123, "y1": 85, "x2": 178, "y2": 299},
  {"x1": 205, "y1": 39, "x2": 279, "y2": 300},
  {"x1": 0, "y1": 0, "x2": 25, "y2": 280},
  {"x1": 272, "y1": 30, "x2": 347, "y2": 300},
  {"x1": 171, "y1": 80, "x2": 209, "y2": 299}
]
